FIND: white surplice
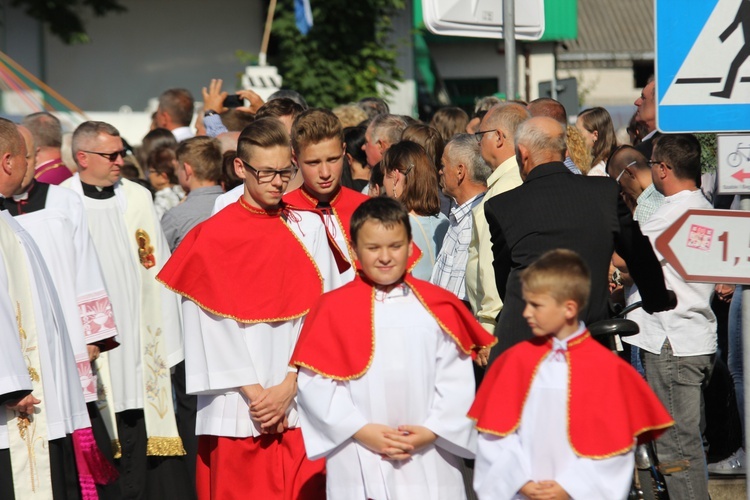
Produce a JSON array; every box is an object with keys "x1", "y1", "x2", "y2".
[
  {"x1": 0, "y1": 212, "x2": 89, "y2": 447},
  {"x1": 184, "y1": 210, "x2": 343, "y2": 438},
  {"x1": 15, "y1": 185, "x2": 117, "y2": 402},
  {"x1": 473, "y1": 326, "x2": 634, "y2": 500},
  {"x1": 297, "y1": 286, "x2": 477, "y2": 500}
]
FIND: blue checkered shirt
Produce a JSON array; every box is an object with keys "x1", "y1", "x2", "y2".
[{"x1": 430, "y1": 192, "x2": 486, "y2": 300}]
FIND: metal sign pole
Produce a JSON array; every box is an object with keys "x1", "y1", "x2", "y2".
[
  {"x1": 503, "y1": 0, "x2": 516, "y2": 101},
  {"x1": 742, "y1": 194, "x2": 750, "y2": 496}
]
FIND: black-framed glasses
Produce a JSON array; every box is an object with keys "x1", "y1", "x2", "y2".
[
  {"x1": 240, "y1": 159, "x2": 297, "y2": 183},
  {"x1": 82, "y1": 149, "x2": 127, "y2": 162},
  {"x1": 473, "y1": 129, "x2": 497, "y2": 142}
]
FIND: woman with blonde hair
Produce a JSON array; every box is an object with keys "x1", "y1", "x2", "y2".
[
  {"x1": 576, "y1": 107, "x2": 618, "y2": 176},
  {"x1": 381, "y1": 141, "x2": 449, "y2": 280}
]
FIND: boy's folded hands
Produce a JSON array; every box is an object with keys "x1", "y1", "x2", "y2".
[{"x1": 354, "y1": 423, "x2": 438, "y2": 461}]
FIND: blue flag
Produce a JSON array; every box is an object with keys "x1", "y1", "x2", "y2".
[{"x1": 295, "y1": 0, "x2": 313, "y2": 35}]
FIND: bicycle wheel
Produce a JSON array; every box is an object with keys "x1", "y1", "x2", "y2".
[{"x1": 728, "y1": 152, "x2": 742, "y2": 168}]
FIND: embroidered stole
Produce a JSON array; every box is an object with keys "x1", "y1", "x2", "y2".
[{"x1": 0, "y1": 215, "x2": 53, "y2": 498}]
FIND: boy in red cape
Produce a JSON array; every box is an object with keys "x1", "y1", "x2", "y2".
[
  {"x1": 469, "y1": 249, "x2": 673, "y2": 499},
  {"x1": 283, "y1": 108, "x2": 421, "y2": 280},
  {"x1": 157, "y1": 118, "x2": 345, "y2": 500},
  {"x1": 291, "y1": 197, "x2": 495, "y2": 500}
]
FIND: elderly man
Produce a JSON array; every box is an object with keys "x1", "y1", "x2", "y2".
[
  {"x1": 484, "y1": 117, "x2": 673, "y2": 362},
  {"x1": 634, "y1": 77, "x2": 660, "y2": 159},
  {"x1": 431, "y1": 133, "x2": 490, "y2": 305},
  {"x1": 156, "y1": 88, "x2": 195, "y2": 142},
  {"x1": 465, "y1": 103, "x2": 528, "y2": 357},
  {"x1": 62, "y1": 121, "x2": 190, "y2": 498},
  {"x1": 362, "y1": 114, "x2": 407, "y2": 168},
  {"x1": 22, "y1": 112, "x2": 72, "y2": 184},
  {"x1": 606, "y1": 145, "x2": 665, "y2": 223}
]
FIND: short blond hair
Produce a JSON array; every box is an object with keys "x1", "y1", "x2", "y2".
[
  {"x1": 333, "y1": 104, "x2": 368, "y2": 128},
  {"x1": 176, "y1": 136, "x2": 222, "y2": 182},
  {"x1": 291, "y1": 108, "x2": 343, "y2": 153},
  {"x1": 520, "y1": 249, "x2": 590, "y2": 311}
]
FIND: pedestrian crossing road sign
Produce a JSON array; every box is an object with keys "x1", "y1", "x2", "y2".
[{"x1": 657, "y1": 0, "x2": 750, "y2": 132}]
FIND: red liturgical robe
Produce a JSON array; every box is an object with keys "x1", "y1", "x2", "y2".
[
  {"x1": 157, "y1": 198, "x2": 324, "y2": 323},
  {"x1": 469, "y1": 332, "x2": 674, "y2": 458},
  {"x1": 291, "y1": 273, "x2": 496, "y2": 380}
]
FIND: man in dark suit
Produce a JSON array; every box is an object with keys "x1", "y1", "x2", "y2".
[
  {"x1": 634, "y1": 78, "x2": 661, "y2": 160},
  {"x1": 485, "y1": 116, "x2": 673, "y2": 360}
]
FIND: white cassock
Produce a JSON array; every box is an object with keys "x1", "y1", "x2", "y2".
[
  {"x1": 211, "y1": 184, "x2": 243, "y2": 215},
  {"x1": 473, "y1": 327, "x2": 635, "y2": 500},
  {"x1": 184, "y1": 210, "x2": 343, "y2": 437},
  {"x1": 297, "y1": 286, "x2": 477, "y2": 500},
  {"x1": 14, "y1": 185, "x2": 118, "y2": 403},
  {"x1": 0, "y1": 220, "x2": 32, "y2": 416},
  {"x1": 0, "y1": 212, "x2": 90, "y2": 441}
]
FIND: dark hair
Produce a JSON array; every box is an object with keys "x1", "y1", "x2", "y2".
[
  {"x1": 652, "y1": 134, "x2": 702, "y2": 182},
  {"x1": 368, "y1": 162, "x2": 385, "y2": 192},
  {"x1": 220, "y1": 150, "x2": 243, "y2": 191},
  {"x1": 381, "y1": 141, "x2": 441, "y2": 216},
  {"x1": 237, "y1": 117, "x2": 290, "y2": 162},
  {"x1": 139, "y1": 128, "x2": 178, "y2": 170},
  {"x1": 255, "y1": 98, "x2": 304, "y2": 121},
  {"x1": 341, "y1": 126, "x2": 368, "y2": 189},
  {"x1": 350, "y1": 197, "x2": 412, "y2": 245},
  {"x1": 430, "y1": 107, "x2": 470, "y2": 142},
  {"x1": 147, "y1": 146, "x2": 178, "y2": 185},
  {"x1": 577, "y1": 107, "x2": 618, "y2": 167}
]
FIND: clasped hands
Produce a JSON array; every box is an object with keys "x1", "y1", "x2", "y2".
[
  {"x1": 354, "y1": 423, "x2": 437, "y2": 462},
  {"x1": 519, "y1": 480, "x2": 570, "y2": 500},
  {"x1": 241, "y1": 372, "x2": 297, "y2": 434}
]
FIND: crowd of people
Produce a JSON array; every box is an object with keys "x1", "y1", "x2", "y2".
[{"x1": 0, "y1": 75, "x2": 743, "y2": 500}]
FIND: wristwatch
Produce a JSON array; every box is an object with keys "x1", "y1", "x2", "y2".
[{"x1": 204, "y1": 110, "x2": 219, "y2": 117}]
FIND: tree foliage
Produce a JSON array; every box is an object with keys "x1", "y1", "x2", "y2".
[
  {"x1": 268, "y1": 0, "x2": 405, "y2": 109},
  {"x1": 12, "y1": 0, "x2": 126, "y2": 44}
]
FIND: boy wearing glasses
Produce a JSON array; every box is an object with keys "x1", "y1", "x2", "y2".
[{"x1": 158, "y1": 117, "x2": 345, "y2": 499}]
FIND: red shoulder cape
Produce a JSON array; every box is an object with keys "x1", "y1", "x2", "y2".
[
  {"x1": 290, "y1": 273, "x2": 496, "y2": 380},
  {"x1": 468, "y1": 333, "x2": 674, "y2": 458},
  {"x1": 157, "y1": 198, "x2": 324, "y2": 323},
  {"x1": 283, "y1": 186, "x2": 423, "y2": 272}
]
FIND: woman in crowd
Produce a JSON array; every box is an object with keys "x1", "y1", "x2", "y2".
[
  {"x1": 576, "y1": 107, "x2": 618, "y2": 176},
  {"x1": 381, "y1": 141, "x2": 449, "y2": 280}
]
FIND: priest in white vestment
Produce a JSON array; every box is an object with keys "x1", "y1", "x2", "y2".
[{"x1": 62, "y1": 121, "x2": 190, "y2": 499}]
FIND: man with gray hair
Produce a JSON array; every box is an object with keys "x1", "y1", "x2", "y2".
[
  {"x1": 431, "y1": 134, "x2": 490, "y2": 305},
  {"x1": 484, "y1": 116, "x2": 674, "y2": 362},
  {"x1": 62, "y1": 121, "x2": 190, "y2": 498},
  {"x1": 466, "y1": 103, "x2": 528, "y2": 365},
  {"x1": 362, "y1": 113, "x2": 407, "y2": 167},
  {"x1": 22, "y1": 111, "x2": 72, "y2": 184},
  {"x1": 156, "y1": 88, "x2": 195, "y2": 142}
]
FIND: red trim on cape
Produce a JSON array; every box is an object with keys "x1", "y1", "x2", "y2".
[
  {"x1": 283, "y1": 186, "x2": 423, "y2": 272},
  {"x1": 290, "y1": 273, "x2": 496, "y2": 380},
  {"x1": 157, "y1": 198, "x2": 324, "y2": 323},
  {"x1": 468, "y1": 333, "x2": 674, "y2": 458}
]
